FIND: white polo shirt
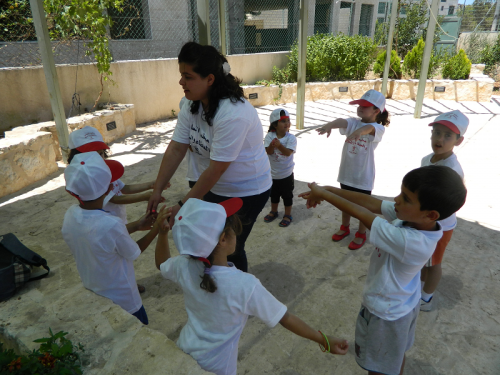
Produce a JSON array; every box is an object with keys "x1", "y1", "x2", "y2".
[
  {"x1": 366, "y1": 201, "x2": 442, "y2": 320},
  {"x1": 62, "y1": 206, "x2": 142, "y2": 314}
]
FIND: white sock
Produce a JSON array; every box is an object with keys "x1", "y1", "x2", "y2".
[{"x1": 421, "y1": 291, "x2": 433, "y2": 302}]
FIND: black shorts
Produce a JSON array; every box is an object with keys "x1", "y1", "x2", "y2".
[
  {"x1": 270, "y1": 173, "x2": 294, "y2": 206},
  {"x1": 340, "y1": 183, "x2": 372, "y2": 195}
]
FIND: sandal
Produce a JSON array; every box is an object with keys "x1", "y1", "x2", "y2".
[
  {"x1": 332, "y1": 225, "x2": 350, "y2": 242},
  {"x1": 264, "y1": 211, "x2": 279, "y2": 223},
  {"x1": 348, "y1": 232, "x2": 367, "y2": 250},
  {"x1": 138, "y1": 284, "x2": 146, "y2": 294},
  {"x1": 279, "y1": 215, "x2": 293, "y2": 227}
]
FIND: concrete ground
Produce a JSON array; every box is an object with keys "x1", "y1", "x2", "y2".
[{"x1": 0, "y1": 98, "x2": 499, "y2": 374}]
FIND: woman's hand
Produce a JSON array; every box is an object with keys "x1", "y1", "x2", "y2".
[{"x1": 147, "y1": 190, "x2": 164, "y2": 214}]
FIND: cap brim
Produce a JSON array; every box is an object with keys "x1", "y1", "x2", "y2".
[
  {"x1": 76, "y1": 141, "x2": 110, "y2": 152},
  {"x1": 104, "y1": 160, "x2": 124, "y2": 182},
  {"x1": 349, "y1": 99, "x2": 374, "y2": 107},
  {"x1": 219, "y1": 198, "x2": 243, "y2": 217},
  {"x1": 429, "y1": 120, "x2": 460, "y2": 134}
]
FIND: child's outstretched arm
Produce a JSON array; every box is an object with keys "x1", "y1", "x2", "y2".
[
  {"x1": 316, "y1": 119, "x2": 348, "y2": 138},
  {"x1": 155, "y1": 208, "x2": 171, "y2": 270},
  {"x1": 121, "y1": 181, "x2": 171, "y2": 194},
  {"x1": 110, "y1": 191, "x2": 166, "y2": 205},
  {"x1": 279, "y1": 312, "x2": 348, "y2": 355},
  {"x1": 299, "y1": 183, "x2": 382, "y2": 230},
  {"x1": 345, "y1": 124, "x2": 375, "y2": 142}
]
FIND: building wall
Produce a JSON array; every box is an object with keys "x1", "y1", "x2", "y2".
[{"x1": 0, "y1": 52, "x2": 289, "y2": 133}]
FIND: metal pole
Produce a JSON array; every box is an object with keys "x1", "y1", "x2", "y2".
[
  {"x1": 381, "y1": 0, "x2": 399, "y2": 96},
  {"x1": 29, "y1": 0, "x2": 70, "y2": 162},
  {"x1": 296, "y1": 0, "x2": 308, "y2": 130},
  {"x1": 197, "y1": 0, "x2": 210, "y2": 45},
  {"x1": 414, "y1": 0, "x2": 439, "y2": 118},
  {"x1": 492, "y1": 0, "x2": 500, "y2": 32},
  {"x1": 218, "y1": 0, "x2": 227, "y2": 54}
]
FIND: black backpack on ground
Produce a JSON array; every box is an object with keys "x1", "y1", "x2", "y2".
[{"x1": 0, "y1": 233, "x2": 50, "y2": 302}]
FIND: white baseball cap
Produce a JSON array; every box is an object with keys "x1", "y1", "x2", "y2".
[
  {"x1": 65, "y1": 152, "x2": 124, "y2": 201},
  {"x1": 349, "y1": 89, "x2": 386, "y2": 113},
  {"x1": 270, "y1": 108, "x2": 290, "y2": 124},
  {"x1": 173, "y1": 198, "x2": 243, "y2": 259},
  {"x1": 429, "y1": 110, "x2": 469, "y2": 137},
  {"x1": 68, "y1": 126, "x2": 109, "y2": 152}
]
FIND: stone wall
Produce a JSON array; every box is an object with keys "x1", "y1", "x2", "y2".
[
  {"x1": 0, "y1": 105, "x2": 136, "y2": 199},
  {"x1": 243, "y1": 77, "x2": 495, "y2": 105}
]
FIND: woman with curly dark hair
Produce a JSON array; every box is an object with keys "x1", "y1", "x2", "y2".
[{"x1": 148, "y1": 42, "x2": 272, "y2": 272}]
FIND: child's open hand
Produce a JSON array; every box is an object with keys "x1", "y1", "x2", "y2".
[
  {"x1": 316, "y1": 124, "x2": 333, "y2": 138},
  {"x1": 345, "y1": 128, "x2": 363, "y2": 143},
  {"x1": 326, "y1": 336, "x2": 349, "y2": 355},
  {"x1": 298, "y1": 182, "x2": 325, "y2": 208},
  {"x1": 154, "y1": 206, "x2": 171, "y2": 233}
]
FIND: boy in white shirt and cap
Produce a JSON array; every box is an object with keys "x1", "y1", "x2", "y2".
[
  {"x1": 419, "y1": 110, "x2": 468, "y2": 311},
  {"x1": 62, "y1": 152, "x2": 168, "y2": 324},
  {"x1": 300, "y1": 165, "x2": 466, "y2": 375}
]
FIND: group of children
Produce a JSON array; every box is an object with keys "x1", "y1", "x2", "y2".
[{"x1": 61, "y1": 89, "x2": 468, "y2": 375}]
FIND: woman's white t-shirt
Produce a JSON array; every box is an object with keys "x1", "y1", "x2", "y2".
[
  {"x1": 263, "y1": 132, "x2": 297, "y2": 179},
  {"x1": 338, "y1": 118, "x2": 385, "y2": 191},
  {"x1": 103, "y1": 179, "x2": 128, "y2": 224},
  {"x1": 421, "y1": 153, "x2": 464, "y2": 231},
  {"x1": 161, "y1": 255, "x2": 287, "y2": 375},
  {"x1": 172, "y1": 98, "x2": 272, "y2": 197}
]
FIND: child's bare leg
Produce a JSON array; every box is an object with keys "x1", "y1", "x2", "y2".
[
  {"x1": 271, "y1": 202, "x2": 279, "y2": 213},
  {"x1": 284, "y1": 205, "x2": 292, "y2": 216},
  {"x1": 352, "y1": 220, "x2": 367, "y2": 245},
  {"x1": 335, "y1": 211, "x2": 351, "y2": 235},
  {"x1": 422, "y1": 264, "x2": 442, "y2": 294}
]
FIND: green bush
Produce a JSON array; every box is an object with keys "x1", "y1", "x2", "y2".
[
  {"x1": 272, "y1": 33, "x2": 377, "y2": 83},
  {"x1": 373, "y1": 50, "x2": 402, "y2": 79},
  {"x1": 441, "y1": 49, "x2": 471, "y2": 80},
  {"x1": 402, "y1": 38, "x2": 440, "y2": 79},
  {"x1": 480, "y1": 34, "x2": 500, "y2": 76},
  {"x1": 0, "y1": 329, "x2": 84, "y2": 374}
]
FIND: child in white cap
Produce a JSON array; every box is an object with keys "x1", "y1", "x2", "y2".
[
  {"x1": 155, "y1": 198, "x2": 348, "y2": 375},
  {"x1": 68, "y1": 126, "x2": 166, "y2": 226},
  {"x1": 419, "y1": 110, "x2": 468, "y2": 311},
  {"x1": 263, "y1": 108, "x2": 297, "y2": 227},
  {"x1": 62, "y1": 152, "x2": 169, "y2": 324},
  {"x1": 316, "y1": 89, "x2": 390, "y2": 250}
]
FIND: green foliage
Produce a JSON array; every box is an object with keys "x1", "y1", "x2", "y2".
[
  {"x1": 375, "y1": 0, "x2": 443, "y2": 58},
  {"x1": 373, "y1": 50, "x2": 402, "y2": 79},
  {"x1": 402, "y1": 38, "x2": 440, "y2": 78},
  {"x1": 480, "y1": 34, "x2": 500, "y2": 76},
  {"x1": 273, "y1": 33, "x2": 377, "y2": 83},
  {"x1": 441, "y1": 49, "x2": 472, "y2": 79},
  {"x1": 0, "y1": 0, "x2": 124, "y2": 81},
  {"x1": 0, "y1": 329, "x2": 84, "y2": 374}
]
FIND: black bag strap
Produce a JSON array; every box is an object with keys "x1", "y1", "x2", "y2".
[{"x1": 0, "y1": 233, "x2": 50, "y2": 279}]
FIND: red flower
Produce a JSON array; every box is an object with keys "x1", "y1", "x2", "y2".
[
  {"x1": 39, "y1": 352, "x2": 56, "y2": 369},
  {"x1": 8, "y1": 357, "x2": 22, "y2": 371}
]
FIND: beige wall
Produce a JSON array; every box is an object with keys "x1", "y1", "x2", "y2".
[{"x1": 0, "y1": 51, "x2": 290, "y2": 133}]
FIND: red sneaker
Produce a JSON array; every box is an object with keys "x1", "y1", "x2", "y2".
[
  {"x1": 348, "y1": 232, "x2": 366, "y2": 250},
  {"x1": 332, "y1": 225, "x2": 350, "y2": 242}
]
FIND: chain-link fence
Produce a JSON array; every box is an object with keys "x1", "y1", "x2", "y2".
[{"x1": 0, "y1": 0, "x2": 499, "y2": 69}]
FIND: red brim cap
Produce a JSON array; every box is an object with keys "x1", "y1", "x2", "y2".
[
  {"x1": 349, "y1": 99, "x2": 374, "y2": 107},
  {"x1": 76, "y1": 141, "x2": 110, "y2": 152},
  {"x1": 219, "y1": 197, "x2": 243, "y2": 217},
  {"x1": 429, "y1": 120, "x2": 460, "y2": 134},
  {"x1": 105, "y1": 160, "x2": 124, "y2": 182}
]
